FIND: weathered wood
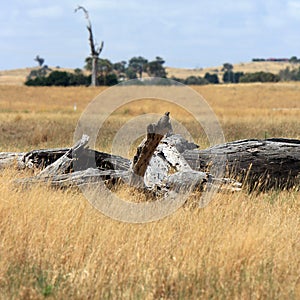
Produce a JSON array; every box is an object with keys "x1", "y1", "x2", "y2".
[
  {"x1": 145, "y1": 134, "x2": 202, "y2": 188},
  {"x1": 21, "y1": 148, "x2": 69, "y2": 169},
  {"x1": 2, "y1": 110, "x2": 299, "y2": 192},
  {"x1": 0, "y1": 152, "x2": 25, "y2": 169},
  {"x1": 182, "y1": 138, "x2": 300, "y2": 189},
  {"x1": 13, "y1": 144, "x2": 130, "y2": 172},
  {"x1": 75, "y1": 149, "x2": 130, "y2": 171},
  {"x1": 130, "y1": 112, "x2": 172, "y2": 185},
  {"x1": 37, "y1": 134, "x2": 89, "y2": 177},
  {"x1": 166, "y1": 171, "x2": 208, "y2": 192},
  {"x1": 17, "y1": 168, "x2": 130, "y2": 189}
]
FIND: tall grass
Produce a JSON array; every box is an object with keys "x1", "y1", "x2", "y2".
[
  {"x1": 0, "y1": 84, "x2": 299, "y2": 299},
  {"x1": 0, "y1": 169, "x2": 299, "y2": 299}
]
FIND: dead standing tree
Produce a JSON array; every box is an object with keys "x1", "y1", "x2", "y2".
[{"x1": 75, "y1": 6, "x2": 104, "y2": 86}]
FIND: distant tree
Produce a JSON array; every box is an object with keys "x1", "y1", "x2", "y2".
[
  {"x1": 234, "y1": 72, "x2": 244, "y2": 83},
  {"x1": 223, "y1": 71, "x2": 244, "y2": 83},
  {"x1": 34, "y1": 55, "x2": 44, "y2": 67},
  {"x1": 46, "y1": 71, "x2": 70, "y2": 86},
  {"x1": 25, "y1": 70, "x2": 92, "y2": 86},
  {"x1": 113, "y1": 61, "x2": 127, "y2": 73},
  {"x1": 128, "y1": 56, "x2": 148, "y2": 78},
  {"x1": 98, "y1": 59, "x2": 113, "y2": 76},
  {"x1": 98, "y1": 73, "x2": 118, "y2": 86},
  {"x1": 75, "y1": 6, "x2": 104, "y2": 86},
  {"x1": 74, "y1": 68, "x2": 83, "y2": 74},
  {"x1": 222, "y1": 63, "x2": 233, "y2": 72},
  {"x1": 289, "y1": 56, "x2": 299, "y2": 64},
  {"x1": 84, "y1": 57, "x2": 93, "y2": 71},
  {"x1": 222, "y1": 63, "x2": 234, "y2": 83},
  {"x1": 84, "y1": 57, "x2": 112, "y2": 74},
  {"x1": 223, "y1": 71, "x2": 234, "y2": 83},
  {"x1": 184, "y1": 76, "x2": 207, "y2": 85},
  {"x1": 147, "y1": 56, "x2": 167, "y2": 77},
  {"x1": 27, "y1": 65, "x2": 51, "y2": 80},
  {"x1": 204, "y1": 72, "x2": 219, "y2": 84},
  {"x1": 125, "y1": 67, "x2": 138, "y2": 79}
]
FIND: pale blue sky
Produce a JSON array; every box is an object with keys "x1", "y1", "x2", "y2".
[{"x1": 1, "y1": 0, "x2": 300, "y2": 70}]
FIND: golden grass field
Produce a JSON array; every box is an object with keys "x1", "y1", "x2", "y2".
[{"x1": 0, "y1": 83, "x2": 299, "y2": 299}]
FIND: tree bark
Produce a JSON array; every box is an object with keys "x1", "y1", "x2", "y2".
[
  {"x1": 129, "y1": 112, "x2": 172, "y2": 186},
  {"x1": 91, "y1": 56, "x2": 98, "y2": 86}
]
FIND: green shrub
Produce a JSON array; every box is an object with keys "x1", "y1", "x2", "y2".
[{"x1": 239, "y1": 72, "x2": 280, "y2": 83}]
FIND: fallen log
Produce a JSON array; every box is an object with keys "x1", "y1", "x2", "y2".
[
  {"x1": 182, "y1": 138, "x2": 300, "y2": 190},
  {"x1": 0, "y1": 144, "x2": 130, "y2": 171},
  {"x1": 17, "y1": 168, "x2": 130, "y2": 189},
  {"x1": 0, "y1": 152, "x2": 25, "y2": 169},
  {"x1": 1, "y1": 113, "x2": 299, "y2": 192}
]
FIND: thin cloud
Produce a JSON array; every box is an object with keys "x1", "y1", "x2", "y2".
[{"x1": 27, "y1": 5, "x2": 63, "y2": 18}]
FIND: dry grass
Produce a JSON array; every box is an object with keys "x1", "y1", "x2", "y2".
[
  {"x1": 0, "y1": 84, "x2": 299, "y2": 299},
  {"x1": 0, "y1": 83, "x2": 299, "y2": 151},
  {"x1": 0, "y1": 169, "x2": 299, "y2": 299}
]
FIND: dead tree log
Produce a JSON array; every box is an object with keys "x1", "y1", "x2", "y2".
[
  {"x1": 1, "y1": 112, "x2": 299, "y2": 192},
  {"x1": 37, "y1": 134, "x2": 89, "y2": 177},
  {"x1": 182, "y1": 138, "x2": 300, "y2": 190},
  {"x1": 16, "y1": 145, "x2": 130, "y2": 171},
  {"x1": 17, "y1": 168, "x2": 130, "y2": 189},
  {"x1": 0, "y1": 152, "x2": 25, "y2": 169}
]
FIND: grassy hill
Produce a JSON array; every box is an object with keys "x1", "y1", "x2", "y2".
[
  {"x1": 0, "y1": 67, "x2": 75, "y2": 86},
  {"x1": 166, "y1": 61, "x2": 296, "y2": 80},
  {"x1": 0, "y1": 61, "x2": 298, "y2": 85}
]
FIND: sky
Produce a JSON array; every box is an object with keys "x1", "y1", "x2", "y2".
[{"x1": 1, "y1": 0, "x2": 300, "y2": 70}]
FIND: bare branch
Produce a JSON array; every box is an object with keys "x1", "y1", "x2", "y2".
[
  {"x1": 97, "y1": 41, "x2": 104, "y2": 56},
  {"x1": 74, "y1": 5, "x2": 89, "y2": 20}
]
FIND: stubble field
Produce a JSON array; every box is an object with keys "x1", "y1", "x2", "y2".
[{"x1": 0, "y1": 83, "x2": 299, "y2": 299}]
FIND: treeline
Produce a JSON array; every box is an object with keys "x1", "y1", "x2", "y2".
[
  {"x1": 25, "y1": 57, "x2": 300, "y2": 86},
  {"x1": 25, "y1": 68, "x2": 118, "y2": 87},
  {"x1": 172, "y1": 63, "x2": 280, "y2": 85},
  {"x1": 25, "y1": 56, "x2": 167, "y2": 86}
]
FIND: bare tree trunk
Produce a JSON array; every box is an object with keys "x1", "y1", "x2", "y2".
[
  {"x1": 91, "y1": 55, "x2": 98, "y2": 86},
  {"x1": 75, "y1": 6, "x2": 104, "y2": 87}
]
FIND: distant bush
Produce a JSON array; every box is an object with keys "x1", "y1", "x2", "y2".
[
  {"x1": 239, "y1": 72, "x2": 280, "y2": 83},
  {"x1": 204, "y1": 72, "x2": 219, "y2": 84},
  {"x1": 98, "y1": 73, "x2": 119, "y2": 86},
  {"x1": 47, "y1": 71, "x2": 71, "y2": 86},
  {"x1": 184, "y1": 76, "x2": 208, "y2": 85},
  {"x1": 223, "y1": 71, "x2": 244, "y2": 83},
  {"x1": 25, "y1": 70, "x2": 119, "y2": 86}
]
